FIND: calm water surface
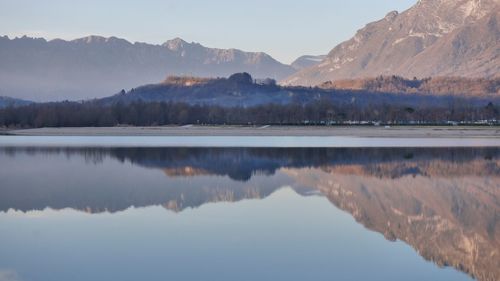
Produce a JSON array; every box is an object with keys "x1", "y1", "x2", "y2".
[
  {"x1": 0, "y1": 144, "x2": 499, "y2": 281},
  {"x1": 1, "y1": 135, "x2": 500, "y2": 147}
]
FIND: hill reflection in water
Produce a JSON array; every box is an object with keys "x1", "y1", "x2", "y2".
[{"x1": 0, "y1": 147, "x2": 498, "y2": 281}]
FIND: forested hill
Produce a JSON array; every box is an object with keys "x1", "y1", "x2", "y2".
[
  {"x1": 1, "y1": 73, "x2": 499, "y2": 128},
  {"x1": 320, "y1": 76, "x2": 500, "y2": 97},
  {"x1": 99, "y1": 73, "x2": 500, "y2": 108}
]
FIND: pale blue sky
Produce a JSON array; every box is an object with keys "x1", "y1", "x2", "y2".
[{"x1": 0, "y1": 0, "x2": 415, "y2": 63}]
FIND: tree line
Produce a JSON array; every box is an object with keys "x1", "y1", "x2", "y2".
[
  {"x1": 0, "y1": 99, "x2": 499, "y2": 128},
  {"x1": 320, "y1": 75, "x2": 500, "y2": 97}
]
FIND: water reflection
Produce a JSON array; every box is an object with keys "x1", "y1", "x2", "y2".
[{"x1": 0, "y1": 147, "x2": 498, "y2": 281}]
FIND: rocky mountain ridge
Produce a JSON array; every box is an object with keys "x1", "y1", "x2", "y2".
[{"x1": 283, "y1": 0, "x2": 500, "y2": 86}]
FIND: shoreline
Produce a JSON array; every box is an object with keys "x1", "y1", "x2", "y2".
[{"x1": 3, "y1": 125, "x2": 500, "y2": 138}]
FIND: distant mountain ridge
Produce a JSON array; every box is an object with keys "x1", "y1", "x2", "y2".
[
  {"x1": 291, "y1": 55, "x2": 327, "y2": 70},
  {"x1": 0, "y1": 35, "x2": 295, "y2": 101},
  {"x1": 0, "y1": 96, "x2": 32, "y2": 108},
  {"x1": 283, "y1": 0, "x2": 500, "y2": 86}
]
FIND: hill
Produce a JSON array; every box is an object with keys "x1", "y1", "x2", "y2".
[
  {"x1": 100, "y1": 73, "x2": 500, "y2": 107},
  {"x1": 320, "y1": 76, "x2": 500, "y2": 97},
  {"x1": 2, "y1": 73, "x2": 499, "y2": 127}
]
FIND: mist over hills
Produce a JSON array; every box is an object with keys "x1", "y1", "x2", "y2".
[
  {"x1": 284, "y1": 0, "x2": 500, "y2": 86},
  {"x1": 0, "y1": 35, "x2": 295, "y2": 101}
]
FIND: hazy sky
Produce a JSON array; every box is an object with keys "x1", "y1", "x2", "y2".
[{"x1": 0, "y1": 0, "x2": 416, "y2": 64}]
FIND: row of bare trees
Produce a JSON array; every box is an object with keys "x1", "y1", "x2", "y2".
[{"x1": 0, "y1": 100, "x2": 498, "y2": 128}]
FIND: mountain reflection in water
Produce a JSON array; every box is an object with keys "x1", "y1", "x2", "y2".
[{"x1": 0, "y1": 147, "x2": 498, "y2": 281}]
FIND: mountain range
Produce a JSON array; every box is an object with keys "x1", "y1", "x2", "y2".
[
  {"x1": 0, "y1": 35, "x2": 294, "y2": 101},
  {"x1": 283, "y1": 0, "x2": 500, "y2": 86},
  {"x1": 0, "y1": 0, "x2": 498, "y2": 102}
]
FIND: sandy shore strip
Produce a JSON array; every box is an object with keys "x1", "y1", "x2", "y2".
[{"x1": 4, "y1": 126, "x2": 500, "y2": 138}]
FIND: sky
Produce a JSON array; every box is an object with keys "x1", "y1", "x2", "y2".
[{"x1": 0, "y1": 0, "x2": 416, "y2": 64}]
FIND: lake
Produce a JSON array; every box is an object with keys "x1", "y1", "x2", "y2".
[{"x1": 0, "y1": 141, "x2": 499, "y2": 281}]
